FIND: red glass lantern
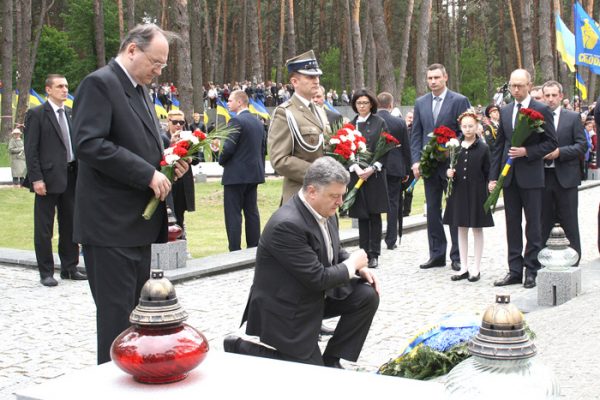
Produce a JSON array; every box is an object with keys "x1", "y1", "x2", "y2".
[
  {"x1": 166, "y1": 207, "x2": 183, "y2": 242},
  {"x1": 111, "y1": 270, "x2": 209, "y2": 384}
]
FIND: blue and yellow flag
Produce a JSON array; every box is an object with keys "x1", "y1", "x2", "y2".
[
  {"x1": 154, "y1": 97, "x2": 168, "y2": 119},
  {"x1": 249, "y1": 98, "x2": 270, "y2": 120},
  {"x1": 216, "y1": 99, "x2": 233, "y2": 123},
  {"x1": 556, "y1": 13, "x2": 576, "y2": 72},
  {"x1": 574, "y1": 2, "x2": 600, "y2": 70},
  {"x1": 64, "y1": 93, "x2": 74, "y2": 108},
  {"x1": 324, "y1": 99, "x2": 341, "y2": 115},
  {"x1": 576, "y1": 72, "x2": 588, "y2": 100}
]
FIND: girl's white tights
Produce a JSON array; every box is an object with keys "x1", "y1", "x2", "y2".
[{"x1": 457, "y1": 227, "x2": 483, "y2": 276}]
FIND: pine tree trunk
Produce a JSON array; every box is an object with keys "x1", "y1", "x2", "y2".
[
  {"x1": 239, "y1": 0, "x2": 247, "y2": 81},
  {"x1": 318, "y1": 0, "x2": 326, "y2": 55},
  {"x1": 521, "y1": 0, "x2": 535, "y2": 80},
  {"x1": 415, "y1": 0, "x2": 433, "y2": 97},
  {"x1": 173, "y1": 0, "x2": 193, "y2": 120},
  {"x1": 264, "y1": 0, "x2": 272, "y2": 82},
  {"x1": 507, "y1": 0, "x2": 522, "y2": 69},
  {"x1": 211, "y1": 0, "x2": 221, "y2": 83},
  {"x1": 343, "y1": 0, "x2": 356, "y2": 91},
  {"x1": 451, "y1": 0, "x2": 460, "y2": 91},
  {"x1": 248, "y1": 0, "x2": 263, "y2": 82},
  {"x1": 190, "y1": 0, "x2": 204, "y2": 112},
  {"x1": 202, "y1": 0, "x2": 213, "y2": 81},
  {"x1": 219, "y1": 0, "x2": 228, "y2": 84},
  {"x1": 369, "y1": 0, "x2": 395, "y2": 94},
  {"x1": 117, "y1": 0, "x2": 124, "y2": 41},
  {"x1": 1, "y1": 0, "x2": 14, "y2": 140},
  {"x1": 351, "y1": 0, "x2": 364, "y2": 88},
  {"x1": 94, "y1": 0, "x2": 106, "y2": 68},
  {"x1": 126, "y1": 0, "x2": 135, "y2": 30},
  {"x1": 257, "y1": 0, "x2": 265, "y2": 82},
  {"x1": 161, "y1": 0, "x2": 168, "y2": 29},
  {"x1": 286, "y1": 0, "x2": 296, "y2": 58},
  {"x1": 364, "y1": 4, "x2": 376, "y2": 92},
  {"x1": 276, "y1": 0, "x2": 285, "y2": 83},
  {"x1": 396, "y1": 0, "x2": 414, "y2": 104},
  {"x1": 539, "y1": 0, "x2": 554, "y2": 82}
]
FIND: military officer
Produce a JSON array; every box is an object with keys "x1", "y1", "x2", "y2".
[{"x1": 268, "y1": 50, "x2": 326, "y2": 205}]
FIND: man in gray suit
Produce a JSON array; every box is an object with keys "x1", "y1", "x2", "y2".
[
  {"x1": 540, "y1": 80, "x2": 587, "y2": 265},
  {"x1": 224, "y1": 157, "x2": 379, "y2": 369},
  {"x1": 410, "y1": 64, "x2": 470, "y2": 270}
]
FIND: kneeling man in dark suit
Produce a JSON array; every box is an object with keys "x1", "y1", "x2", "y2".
[{"x1": 224, "y1": 157, "x2": 380, "y2": 368}]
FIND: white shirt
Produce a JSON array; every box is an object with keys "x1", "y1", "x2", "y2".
[
  {"x1": 432, "y1": 88, "x2": 448, "y2": 113},
  {"x1": 47, "y1": 98, "x2": 75, "y2": 162},
  {"x1": 512, "y1": 95, "x2": 531, "y2": 129},
  {"x1": 115, "y1": 57, "x2": 139, "y2": 89}
]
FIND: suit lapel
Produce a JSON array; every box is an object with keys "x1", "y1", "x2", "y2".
[
  {"x1": 294, "y1": 196, "x2": 330, "y2": 265},
  {"x1": 292, "y1": 95, "x2": 322, "y2": 128},
  {"x1": 44, "y1": 102, "x2": 68, "y2": 148},
  {"x1": 437, "y1": 91, "x2": 451, "y2": 122}
]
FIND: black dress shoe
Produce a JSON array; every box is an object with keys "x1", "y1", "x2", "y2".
[
  {"x1": 468, "y1": 273, "x2": 481, "y2": 282},
  {"x1": 323, "y1": 356, "x2": 344, "y2": 369},
  {"x1": 387, "y1": 244, "x2": 397, "y2": 250},
  {"x1": 493, "y1": 273, "x2": 522, "y2": 287},
  {"x1": 223, "y1": 335, "x2": 241, "y2": 353},
  {"x1": 41, "y1": 276, "x2": 58, "y2": 287},
  {"x1": 320, "y1": 324, "x2": 335, "y2": 336},
  {"x1": 523, "y1": 275, "x2": 536, "y2": 289},
  {"x1": 419, "y1": 257, "x2": 445, "y2": 269},
  {"x1": 451, "y1": 261, "x2": 461, "y2": 271},
  {"x1": 368, "y1": 258, "x2": 379, "y2": 268},
  {"x1": 450, "y1": 272, "x2": 469, "y2": 281},
  {"x1": 60, "y1": 270, "x2": 87, "y2": 280}
]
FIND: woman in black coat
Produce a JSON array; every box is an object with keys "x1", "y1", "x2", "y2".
[{"x1": 347, "y1": 89, "x2": 390, "y2": 268}]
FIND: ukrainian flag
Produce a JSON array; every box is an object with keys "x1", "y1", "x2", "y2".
[
  {"x1": 14, "y1": 89, "x2": 43, "y2": 108},
  {"x1": 154, "y1": 97, "x2": 168, "y2": 119},
  {"x1": 574, "y1": 2, "x2": 600, "y2": 73},
  {"x1": 249, "y1": 98, "x2": 270, "y2": 120},
  {"x1": 576, "y1": 72, "x2": 588, "y2": 100},
  {"x1": 64, "y1": 93, "x2": 74, "y2": 108},
  {"x1": 29, "y1": 89, "x2": 46, "y2": 105},
  {"x1": 170, "y1": 96, "x2": 180, "y2": 111},
  {"x1": 556, "y1": 13, "x2": 576, "y2": 72},
  {"x1": 324, "y1": 99, "x2": 341, "y2": 115},
  {"x1": 217, "y1": 99, "x2": 234, "y2": 123}
]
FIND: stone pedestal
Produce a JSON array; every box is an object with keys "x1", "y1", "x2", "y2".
[
  {"x1": 537, "y1": 267, "x2": 582, "y2": 306},
  {"x1": 194, "y1": 172, "x2": 207, "y2": 183},
  {"x1": 587, "y1": 168, "x2": 600, "y2": 180},
  {"x1": 151, "y1": 240, "x2": 187, "y2": 270},
  {"x1": 351, "y1": 218, "x2": 359, "y2": 229}
]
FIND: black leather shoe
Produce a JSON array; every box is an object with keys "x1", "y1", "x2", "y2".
[
  {"x1": 320, "y1": 324, "x2": 335, "y2": 336},
  {"x1": 368, "y1": 258, "x2": 379, "y2": 268},
  {"x1": 387, "y1": 244, "x2": 397, "y2": 250},
  {"x1": 523, "y1": 275, "x2": 536, "y2": 289},
  {"x1": 41, "y1": 276, "x2": 58, "y2": 287},
  {"x1": 468, "y1": 273, "x2": 481, "y2": 282},
  {"x1": 60, "y1": 270, "x2": 87, "y2": 280},
  {"x1": 493, "y1": 273, "x2": 522, "y2": 287},
  {"x1": 450, "y1": 272, "x2": 469, "y2": 281},
  {"x1": 223, "y1": 335, "x2": 241, "y2": 353},
  {"x1": 451, "y1": 261, "x2": 461, "y2": 271},
  {"x1": 419, "y1": 257, "x2": 445, "y2": 269},
  {"x1": 323, "y1": 357, "x2": 344, "y2": 369}
]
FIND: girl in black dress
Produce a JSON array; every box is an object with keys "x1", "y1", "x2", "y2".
[{"x1": 443, "y1": 110, "x2": 494, "y2": 282}]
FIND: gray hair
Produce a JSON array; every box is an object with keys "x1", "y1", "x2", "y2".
[
  {"x1": 302, "y1": 157, "x2": 350, "y2": 190},
  {"x1": 118, "y1": 23, "x2": 177, "y2": 53}
]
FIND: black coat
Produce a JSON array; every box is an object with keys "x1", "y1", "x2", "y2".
[
  {"x1": 378, "y1": 109, "x2": 412, "y2": 178},
  {"x1": 552, "y1": 108, "x2": 588, "y2": 189},
  {"x1": 348, "y1": 113, "x2": 390, "y2": 218},
  {"x1": 443, "y1": 138, "x2": 494, "y2": 228}
]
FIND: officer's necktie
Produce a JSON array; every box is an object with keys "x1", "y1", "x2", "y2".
[{"x1": 57, "y1": 108, "x2": 73, "y2": 162}]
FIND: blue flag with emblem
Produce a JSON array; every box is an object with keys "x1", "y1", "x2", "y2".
[{"x1": 574, "y1": 2, "x2": 600, "y2": 72}]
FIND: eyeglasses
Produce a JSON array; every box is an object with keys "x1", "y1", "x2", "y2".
[
  {"x1": 169, "y1": 120, "x2": 185, "y2": 126},
  {"x1": 356, "y1": 101, "x2": 371, "y2": 106},
  {"x1": 142, "y1": 50, "x2": 168, "y2": 70},
  {"x1": 508, "y1": 83, "x2": 527, "y2": 89}
]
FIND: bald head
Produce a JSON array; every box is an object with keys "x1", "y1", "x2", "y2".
[{"x1": 508, "y1": 69, "x2": 532, "y2": 103}]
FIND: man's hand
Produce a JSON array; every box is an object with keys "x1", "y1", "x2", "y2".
[
  {"x1": 508, "y1": 146, "x2": 527, "y2": 159},
  {"x1": 411, "y1": 162, "x2": 421, "y2": 179},
  {"x1": 348, "y1": 249, "x2": 369, "y2": 271},
  {"x1": 358, "y1": 166, "x2": 375, "y2": 181},
  {"x1": 33, "y1": 181, "x2": 46, "y2": 196},
  {"x1": 544, "y1": 148, "x2": 560, "y2": 160},
  {"x1": 173, "y1": 159, "x2": 190, "y2": 181},
  {"x1": 488, "y1": 180, "x2": 497, "y2": 192},
  {"x1": 402, "y1": 175, "x2": 410, "y2": 183},
  {"x1": 358, "y1": 268, "x2": 380, "y2": 295},
  {"x1": 149, "y1": 171, "x2": 172, "y2": 201}
]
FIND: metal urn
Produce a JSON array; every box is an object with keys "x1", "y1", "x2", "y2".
[
  {"x1": 445, "y1": 295, "x2": 559, "y2": 399},
  {"x1": 110, "y1": 270, "x2": 209, "y2": 384}
]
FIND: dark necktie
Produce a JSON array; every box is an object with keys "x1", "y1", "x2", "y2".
[
  {"x1": 136, "y1": 85, "x2": 152, "y2": 118},
  {"x1": 57, "y1": 108, "x2": 73, "y2": 162},
  {"x1": 433, "y1": 96, "x2": 441, "y2": 124},
  {"x1": 545, "y1": 111, "x2": 557, "y2": 166},
  {"x1": 513, "y1": 103, "x2": 522, "y2": 129},
  {"x1": 309, "y1": 102, "x2": 323, "y2": 128}
]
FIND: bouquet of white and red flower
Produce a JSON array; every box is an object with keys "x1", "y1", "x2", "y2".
[
  {"x1": 483, "y1": 107, "x2": 545, "y2": 213},
  {"x1": 325, "y1": 123, "x2": 370, "y2": 167},
  {"x1": 419, "y1": 125, "x2": 457, "y2": 179},
  {"x1": 340, "y1": 132, "x2": 400, "y2": 213},
  {"x1": 142, "y1": 127, "x2": 232, "y2": 220},
  {"x1": 445, "y1": 138, "x2": 461, "y2": 197}
]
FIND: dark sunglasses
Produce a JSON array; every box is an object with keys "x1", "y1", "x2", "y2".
[{"x1": 169, "y1": 120, "x2": 186, "y2": 126}]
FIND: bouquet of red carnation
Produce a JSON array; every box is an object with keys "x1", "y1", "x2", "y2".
[
  {"x1": 142, "y1": 127, "x2": 233, "y2": 220},
  {"x1": 341, "y1": 132, "x2": 400, "y2": 213},
  {"x1": 325, "y1": 123, "x2": 370, "y2": 167},
  {"x1": 419, "y1": 125, "x2": 457, "y2": 179},
  {"x1": 484, "y1": 107, "x2": 545, "y2": 213}
]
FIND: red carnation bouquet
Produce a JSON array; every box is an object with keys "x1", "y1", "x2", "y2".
[
  {"x1": 142, "y1": 127, "x2": 233, "y2": 220},
  {"x1": 325, "y1": 123, "x2": 370, "y2": 167},
  {"x1": 340, "y1": 131, "x2": 400, "y2": 213},
  {"x1": 419, "y1": 125, "x2": 457, "y2": 179}
]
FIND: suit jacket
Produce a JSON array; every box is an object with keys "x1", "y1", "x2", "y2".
[
  {"x1": 489, "y1": 99, "x2": 558, "y2": 189},
  {"x1": 268, "y1": 95, "x2": 325, "y2": 204},
  {"x1": 378, "y1": 109, "x2": 412, "y2": 178},
  {"x1": 243, "y1": 195, "x2": 355, "y2": 359},
  {"x1": 219, "y1": 109, "x2": 266, "y2": 185},
  {"x1": 24, "y1": 102, "x2": 75, "y2": 193},
  {"x1": 72, "y1": 58, "x2": 167, "y2": 247},
  {"x1": 410, "y1": 89, "x2": 471, "y2": 172},
  {"x1": 551, "y1": 108, "x2": 587, "y2": 188}
]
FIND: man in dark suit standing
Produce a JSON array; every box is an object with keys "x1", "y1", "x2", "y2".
[
  {"x1": 224, "y1": 157, "x2": 379, "y2": 368},
  {"x1": 540, "y1": 80, "x2": 587, "y2": 265},
  {"x1": 410, "y1": 63, "x2": 470, "y2": 270},
  {"x1": 24, "y1": 74, "x2": 86, "y2": 287},
  {"x1": 219, "y1": 90, "x2": 266, "y2": 251},
  {"x1": 312, "y1": 85, "x2": 343, "y2": 134},
  {"x1": 377, "y1": 92, "x2": 411, "y2": 250},
  {"x1": 72, "y1": 24, "x2": 189, "y2": 364},
  {"x1": 490, "y1": 69, "x2": 557, "y2": 289}
]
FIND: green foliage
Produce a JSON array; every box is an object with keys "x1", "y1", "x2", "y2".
[
  {"x1": 0, "y1": 143, "x2": 8, "y2": 167},
  {"x1": 319, "y1": 47, "x2": 341, "y2": 92},
  {"x1": 458, "y1": 40, "x2": 492, "y2": 105},
  {"x1": 379, "y1": 344, "x2": 470, "y2": 380},
  {"x1": 33, "y1": 26, "x2": 80, "y2": 92},
  {"x1": 401, "y1": 81, "x2": 417, "y2": 105}
]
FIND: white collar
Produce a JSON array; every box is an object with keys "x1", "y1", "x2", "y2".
[
  {"x1": 294, "y1": 93, "x2": 312, "y2": 107},
  {"x1": 298, "y1": 190, "x2": 327, "y2": 223},
  {"x1": 115, "y1": 56, "x2": 140, "y2": 88},
  {"x1": 515, "y1": 95, "x2": 531, "y2": 108},
  {"x1": 432, "y1": 88, "x2": 448, "y2": 100},
  {"x1": 357, "y1": 113, "x2": 371, "y2": 123},
  {"x1": 47, "y1": 98, "x2": 65, "y2": 113}
]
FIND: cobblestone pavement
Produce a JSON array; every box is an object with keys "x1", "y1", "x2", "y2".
[{"x1": 2, "y1": 187, "x2": 600, "y2": 399}]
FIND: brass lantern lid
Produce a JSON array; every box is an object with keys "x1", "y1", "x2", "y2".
[
  {"x1": 468, "y1": 294, "x2": 536, "y2": 360},
  {"x1": 129, "y1": 270, "x2": 188, "y2": 326},
  {"x1": 545, "y1": 224, "x2": 571, "y2": 249}
]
